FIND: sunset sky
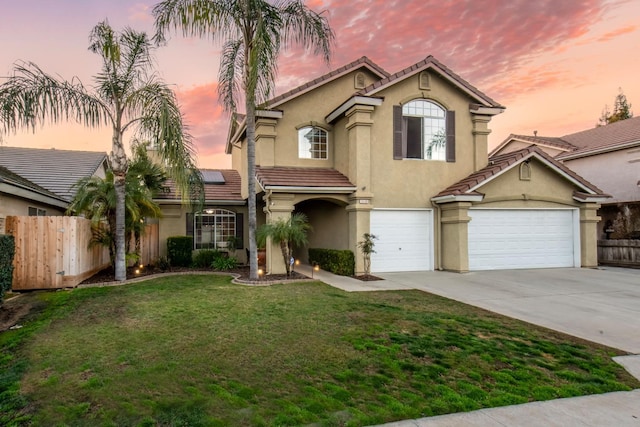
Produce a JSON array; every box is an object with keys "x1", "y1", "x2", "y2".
[{"x1": 1, "y1": 0, "x2": 639, "y2": 168}]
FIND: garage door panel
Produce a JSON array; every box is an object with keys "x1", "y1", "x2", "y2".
[
  {"x1": 370, "y1": 210, "x2": 433, "y2": 273},
  {"x1": 468, "y1": 209, "x2": 578, "y2": 270}
]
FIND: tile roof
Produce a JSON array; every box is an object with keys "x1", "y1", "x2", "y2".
[
  {"x1": 358, "y1": 55, "x2": 504, "y2": 108},
  {"x1": 265, "y1": 56, "x2": 389, "y2": 108},
  {"x1": 434, "y1": 146, "x2": 606, "y2": 199},
  {"x1": 503, "y1": 134, "x2": 576, "y2": 152},
  {"x1": 156, "y1": 169, "x2": 243, "y2": 202},
  {"x1": 256, "y1": 166, "x2": 355, "y2": 189},
  {"x1": 0, "y1": 146, "x2": 108, "y2": 201},
  {"x1": 557, "y1": 115, "x2": 640, "y2": 159},
  {"x1": 0, "y1": 164, "x2": 66, "y2": 202}
]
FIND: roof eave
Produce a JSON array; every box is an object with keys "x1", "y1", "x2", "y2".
[
  {"x1": 431, "y1": 194, "x2": 484, "y2": 204},
  {"x1": 0, "y1": 182, "x2": 69, "y2": 209},
  {"x1": 264, "y1": 185, "x2": 356, "y2": 194},
  {"x1": 325, "y1": 96, "x2": 384, "y2": 123},
  {"x1": 558, "y1": 140, "x2": 640, "y2": 160}
]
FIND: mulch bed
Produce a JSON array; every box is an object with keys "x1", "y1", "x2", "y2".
[
  {"x1": 80, "y1": 265, "x2": 309, "y2": 285},
  {"x1": 353, "y1": 274, "x2": 383, "y2": 281}
]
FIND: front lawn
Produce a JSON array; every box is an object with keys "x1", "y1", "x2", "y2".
[{"x1": 2, "y1": 275, "x2": 638, "y2": 426}]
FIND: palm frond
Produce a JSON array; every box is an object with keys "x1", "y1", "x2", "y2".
[
  {"x1": 278, "y1": 0, "x2": 334, "y2": 63},
  {"x1": 0, "y1": 61, "x2": 110, "y2": 135},
  {"x1": 218, "y1": 39, "x2": 244, "y2": 112}
]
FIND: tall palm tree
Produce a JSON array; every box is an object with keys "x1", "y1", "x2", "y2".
[
  {"x1": 153, "y1": 0, "x2": 334, "y2": 279},
  {"x1": 0, "y1": 21, "x2": 201, "y2": 280}
]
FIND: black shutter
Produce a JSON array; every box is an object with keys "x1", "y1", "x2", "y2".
[
  {"x1": 235, "y1": 213, "x2": 244, "y2": 249},
  {"x1": 186, "y1": 213, "x2": 194, "y2": 236},
  {"x1": 446, "y1": 110, "x2": 456, "y2": 162},
  {"x1": 393, "y1": 105, "x2": 403, "y2": 159}
]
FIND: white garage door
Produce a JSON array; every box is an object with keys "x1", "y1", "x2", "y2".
[
  {"x1": 468, "y1": 209, "x2": 579, "y2": 270},
  {"x1": 370, "y1": 210, "x2": 433, "y2": 272}
]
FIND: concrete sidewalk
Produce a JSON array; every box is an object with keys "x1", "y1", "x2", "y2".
[{"x1": 295, "y1": 265, "x2": 640, "y2": 427}]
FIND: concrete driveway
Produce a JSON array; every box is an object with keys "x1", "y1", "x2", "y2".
[{"x1": 378, "y1": 267, "x2": 640, "y2": 354}]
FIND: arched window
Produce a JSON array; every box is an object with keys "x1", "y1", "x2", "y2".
[
  {"x1": 194, "y1": 208, "x2": 236, "y2": 250},
  {"x1": 298, "y1": 126, "x2": 328, "y2": 159},
  {"x1": 401, "y1": 100, "x2": 447, "y2": 160}
]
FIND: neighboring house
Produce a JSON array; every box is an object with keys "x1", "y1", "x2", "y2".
[
  {"x1": 153, "y1": 168, "x2": 248, "y2": 262},
  {"x1": 491, "y1": 116, "x2": 640, "y2": 238},
  {"x1": 226, "y1": 55, "x2": 609, "y2": 274},
  {"x1": 0, "y1": 146, "x2": 109, "y2": 232}
]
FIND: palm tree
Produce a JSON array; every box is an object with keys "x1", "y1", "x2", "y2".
[
  {"x1": 257, "y1": 212, "x2": 311, "y2": 276},
  {"x1": 153, "y1": 0, "x2": 334, "y2": 279},
  {"x1": 68, "y1": 154, "x2": 164, "y2": 268},
  {"x1": 0, "y1": 21, "x2": 201, "y2": 280}
]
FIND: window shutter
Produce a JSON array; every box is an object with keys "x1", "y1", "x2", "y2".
[
  {"x1": 446, "y1": 110, "x2": 456, "y2": 162},
  {"x1": 235, "y1": 213, "x2": 244, "y2": 249},
  {"x1": 393, "y1": 105, "x2": 403, "y2": 159},
  {"x1": 186, "y1": 213, "x2": 194, "y2": 236}
]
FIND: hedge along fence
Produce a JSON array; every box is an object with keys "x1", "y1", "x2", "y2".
[
  {"x1": 308, "y1": 248, "x2": 355, "y2": 276},
  {"x1": 0, "y1": 234, "x2": 15, "y2": 302}
]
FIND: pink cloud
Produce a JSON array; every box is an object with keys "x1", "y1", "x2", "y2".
[{"x1": 598, "y1": 24, "x2": 638, "y2": 42}]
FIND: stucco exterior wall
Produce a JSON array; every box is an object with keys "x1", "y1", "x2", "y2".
[
  {"x1": 367, "y1": 72, "x2": 485, "y2": 208},
  {"x1": 564, "y1": 148, "x2": 640, "y2": 204},
  {"x1": 0, "y1": 193, "x2": 66, "y2": 217}
]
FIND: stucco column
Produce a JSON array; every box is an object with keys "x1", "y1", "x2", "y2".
[
  {"x1": 346, "y1": 194, "x2": 373, "y2": 275},
  {"x1": 343, "y1": 104, "x2": 376, "y2": 275},
  {"x1": 440, "y1": 202, "x2": 472, "y2": 272},
  {"x1": 262, "y1": 193, "x2": 295, "y2": 274},
  {"x1": 580, "y1": 203, "x2": 601, "y2": 268},
  {"x1": 255, "y1": 117, "x2": 278, "y2": 167},
  {"x1": 471, "y1": 114, "x2": 491, "y2": 172}
]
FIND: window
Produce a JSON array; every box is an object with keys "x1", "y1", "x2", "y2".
[
  {"x1": 28, "y1": 207, "x2": 46, "y2": 216},
  {"x1": 298, "y1": 126, "x2": 328, "y2": 159},
  {"x1": 194, "y1": 209, "x2": 236, "y2": 250},
  {"x1": 393, "y1": 100, "x2": 455, "y2": 162}
]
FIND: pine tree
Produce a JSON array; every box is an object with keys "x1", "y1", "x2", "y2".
[{"x1": 598, "y1": 88, "x2": 633, "y2": 126}]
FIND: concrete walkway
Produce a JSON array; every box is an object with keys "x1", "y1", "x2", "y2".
[{"x1": 296, "y1": 265, "x2": 640, "y2": 427}]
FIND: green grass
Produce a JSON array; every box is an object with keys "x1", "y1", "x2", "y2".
[{"x1": 2, "y1": 275, "x2": 638, "y2": 426}]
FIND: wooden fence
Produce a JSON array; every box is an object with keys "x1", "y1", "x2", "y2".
[
  {"x1": 6, "y1": 216, "x2": 159, "y2": 290},
  {"x1": 598, "y1": 239, "x2": 640, "y2": 268}
]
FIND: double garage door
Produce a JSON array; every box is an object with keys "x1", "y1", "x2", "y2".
[
  {"x1": 468, "y1": 209, "x2": 580, "y2": 270},
  {"x1": 370, "y1": 208, "x2": 579, "y2": 273}
]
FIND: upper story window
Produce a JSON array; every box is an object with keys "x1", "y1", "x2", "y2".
[
  {"x1": 298, "y1": 126, "x2": 328, "y2": 160},
  {"x1": 394, "y1": 100, "x2": 455, "y2": 162},
  {"x1": 403, "y1": 100, "x2": 446, "y2": 160}
]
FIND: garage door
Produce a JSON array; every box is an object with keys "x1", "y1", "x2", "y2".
[
  {"x1": 468, "y1": 209, "x2": 579, "y2": 270},
  {"x1": 370, "y1": 210, "x2": 433, "y2": 272}
]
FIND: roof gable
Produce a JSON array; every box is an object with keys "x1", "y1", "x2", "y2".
[
  {"x1": 0, "y1": 146, "x2": 108, "y2": 202},
  {"x1": 359, "y1": 55, "x2": 504, "y2": 108},
  {"x1": 490, "y1": 134, "x2": 576, "y2": 157},
  {"x1": 266, "y1": 56, "x2": 389, "y2": 109},
  {"x1": 433, "y1": 146, "x2": 608, "y2": 202}
]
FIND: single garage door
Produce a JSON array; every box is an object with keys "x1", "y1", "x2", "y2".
[
  {"x1": 468, "y1": 209, "x2": 579, "y2": 270},
  {"x1": 370, "y1": 209, "x2": 433, "y2": 272}
]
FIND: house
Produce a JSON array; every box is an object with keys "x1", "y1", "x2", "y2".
[
  {"x1": 225, "y1": 55, "x2": 609, "y2": 274},
  {"x1": 153, "y1": 168, "x2": 248, "y2": 263},
  {"x1": 0, "y1": 146, "x2": 109, "y2": 233},
  {"x1": 491, "y1": 116, "x2": 640, "y2": 238}
]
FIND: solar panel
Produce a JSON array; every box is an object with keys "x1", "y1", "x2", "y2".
[{"x1": 201, "y1": 170, "x2": 225, "y2": 184}]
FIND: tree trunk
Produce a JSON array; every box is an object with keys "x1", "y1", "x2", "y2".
[
  {"x1": 246, "y1": 99, "x2": 258, "y2": 280},
  {"x1": 113, "y1": 173, "x2": 127, "y2": 280},
  {"x1": 280, "y1": 241, "x2": 290, "y2": 276},
  {"x1": 111, "y1": 128, "x2": 128, "y2": 281}
]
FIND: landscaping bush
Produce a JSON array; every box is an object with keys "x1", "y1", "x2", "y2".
[
  {"x1": 308, "y1": 248, "x2": 355, "y2": 276},
  {"x1": 212, "y1": 256, "x2": 237, "y2": 271},
  {"x1": 167, "y1": 236, "x2": 193, "y2": 267},
  {"x1": 0, "y1": 234, "x2": 15, "y2": 303},
  {"x1": 155, "y1": 255, "x2": 171, "y2": 272},
  {"x1": 193, "y1": 250, "x2": 220, "y2": 268}
]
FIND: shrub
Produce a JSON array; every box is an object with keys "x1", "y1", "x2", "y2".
[
  {"x1": 155, "y1": 255, "x2": 171, "y2": 272},
  {"x1": 308, "y1": 248, "x2": 355, "y2": 276},
  {"x1": 193, "y1": 250, "x2": 220, "y2": 268},
  {"x1": 0, "y1": 234, "x2": 15, "y2": 303},
  {"x1": 167, "y1": 236, "x2": 193, "y2": 267},
  {"x1": 212, "y1": 256, "x2": 237, "y2": 271}
]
